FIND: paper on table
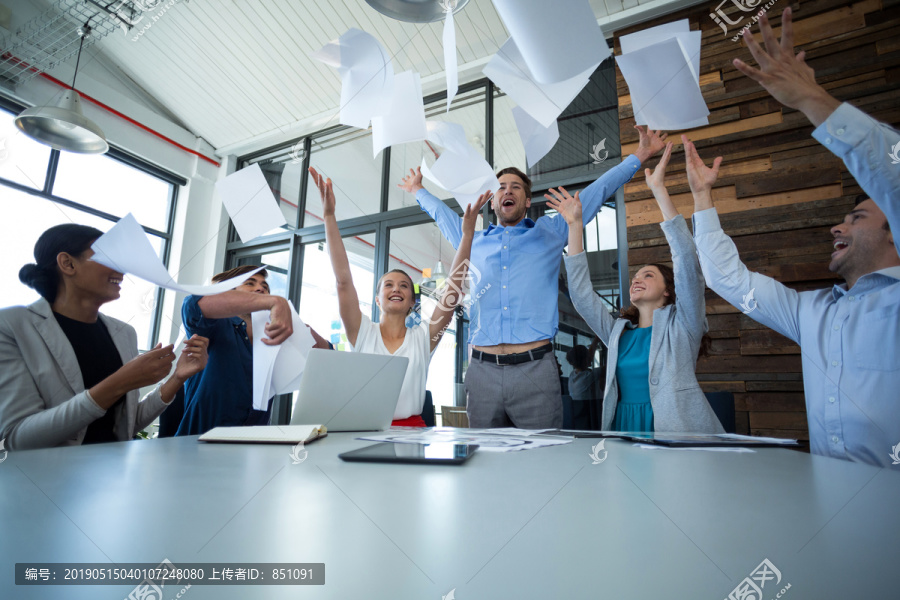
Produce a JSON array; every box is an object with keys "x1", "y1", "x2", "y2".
[
  {"x1": 616, "y1": 37, "x2": 709, "y2": 131},
  {"x1": 216, "y1": 164, "x2": 287, "y2": 243},
  {"x1": 91, "y1": 214, "x2": 264, "y2": 296},
  {"x1": 443, "y1": 6, "x2": 458, "y2": 111},
  {"x1": 483, "y1": 37, "x2": 597, "y2": 128},
  {"x1": 634, "y1": 444, "x2": 756, "y2": 453},
  {"x1": 251, "y1": 310, "x2": 280, "y2": 411},
  {"x1": 357, "y1": 428, "x2": 572, "y2": 452},
  {"x1": 512, "y1": 106, "x2": 559, "y2": 168},
  {"x1": 491, "y1": 0, "x2": 609, "y2": 85},
  {"x1": 371, "y1": 71, "x2": 427, "y2": 158},
  {"x1": 312, "y1": 28, "x2": 394, "y2": 130},
  {"x1": 716, "y1": 433, "x2": 798, "y2": 444}
]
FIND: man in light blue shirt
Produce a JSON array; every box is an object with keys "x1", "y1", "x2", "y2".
[
  {"x1": 690, "y1": 8, "x2": 899, "y2": 466},
  {"x1": 398, "y1": 128, "x2": 666, "y2": 428}
]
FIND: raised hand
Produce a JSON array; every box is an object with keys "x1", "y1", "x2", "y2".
[
  {"x1": 544, "y1": 186, "x2": 582, "y2": 226},
  {"x1": 309, "y1": 167, "x2": 335, "y2": 217},
  {"x1": 733, "y1": 8, "x2": 839, "y2": 126},
  {"x1": 397, "y1": 167, "x2": 425, "y2": 194},
  {"x1": 644, "y1": 141, "x2": 674, "y2": 193},
  {"x1": 173, "y1": 335, "x2": 209, "y2": 381},
  {"x1": 634, "y1": 125, "x2": 669, "y2": 164},
  {"x1": 682, "y1": 136, "x2": 723, "y2": 195},
  {"x1": 462, "y1": 191, "x2": 492, "y2": 238}
]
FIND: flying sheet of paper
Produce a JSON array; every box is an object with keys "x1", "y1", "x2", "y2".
[
  {"x1": 312, "y1": 28, "x2": 394, "y2": 129},
  {"x1": 270, "y1": 309, "x2": 317, "y2": 395},
  {"x1": 90, "y1": 214, "x2": 264, "y2": 296},
  {"x1": 483, "y1": 37, "x2": 597, "y2": 128},
  {"x1": 443, "y1": 6, "x2": 458, "y2": 111},
  {"x1": 251, "y1": 311, "x2": 281, "y2": 411},
  {"x1": 512, "y1": 106, "x2": 559, "y2": 168},
  {"x1": 425, "y1": 120, "x2": 470, "y2": 156},
  {"x1": 618, "y1": 21, "x2": 708, "y2": 130},
  {"x1": 216, "y1": 164, "x2": 287, "y2": 243},
  {"x1": 491, "y1": 0, "x2": 609, "y2": 85},
  {"x1": 371, "y1": 70, "x2": 427, "y2": 158},
  {"x1": 616, "y1": 36, "x2": 710, "y2": 131},
  {"x1": 420, "y1": 147, "x2": 498, "y2": 211}
]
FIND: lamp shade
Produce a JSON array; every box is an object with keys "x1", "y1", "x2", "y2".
[
  {"x1": 364, "y1": 0, "x2": 468, "y2": 23},
  {"x1": 15, "y1": 89, "x2": 108, "y2": 154}
]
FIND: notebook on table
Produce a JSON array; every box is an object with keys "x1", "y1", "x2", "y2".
[{"x1": 199, "y1": 424, "x2": 327, "y2": 444}]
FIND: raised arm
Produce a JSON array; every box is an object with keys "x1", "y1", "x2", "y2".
[
  {"x1": 427, "y1": 191, "x2": 492, "y2": 352},
  {"x1": 399, "y1": 167, "x2": 464, "y2": 248},
  {"x1": 546, "y1": 188, "x2": 618, "y2": 345},
  {"x1": 645, "y1": 141, "x2": 707, "y2": 340},
  {"x1": 684, "y1": 138, "x2": 803, "y2": 343},
  {"x1": 552, "y1": 126, "x2": 668, "y2": 240},
  {"x1": 734, "y1": 7, "x2": 899, "y2": 252},
  {"x1": 310, "y1": 167, "x2": 363, "y2": 346},
  {"x1": 197, "y1": 288, "x2": 293, "y2": 345}
]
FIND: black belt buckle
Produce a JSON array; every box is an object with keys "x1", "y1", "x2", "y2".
[{"x1": 475, "y1": 345, "x2": 551, "y2": 366}]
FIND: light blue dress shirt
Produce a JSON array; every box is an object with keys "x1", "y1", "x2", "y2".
[
  {"x1": 415, "y1": 156, "x2": 641, "y2": 346},
  {"x1": 693, "y1": 103, "x2": 900, "y2": 467}
]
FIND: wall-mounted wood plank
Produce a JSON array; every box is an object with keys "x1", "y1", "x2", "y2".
[{"x1": 613, "y1": 0, "x2": 899, "y2": 444}]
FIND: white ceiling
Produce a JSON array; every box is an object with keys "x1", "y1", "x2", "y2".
[{"x1": 52, "y1": 0, "x2": 694, "y2": 154}]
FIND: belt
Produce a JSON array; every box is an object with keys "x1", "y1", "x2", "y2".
[{"x1": 471, "y1": 344, "x2": 554, "y2": 366}]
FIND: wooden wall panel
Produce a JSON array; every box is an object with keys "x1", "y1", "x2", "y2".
[{"x1": 613, "y1": 0, "x2": 900, "y2": 444}]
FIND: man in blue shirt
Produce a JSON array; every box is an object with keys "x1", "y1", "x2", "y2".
[
  {"x1": 689, "y1": 8, "x2": 900, "y2": 466},
  {"x1": 398, "y1": 128, "x2": 667, "y2": 428},
  {"x1": 175, "y1": 266, "x2": 330, "y2": 436}
]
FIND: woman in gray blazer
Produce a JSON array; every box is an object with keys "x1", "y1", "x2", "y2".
[
  {"x1": 0, "y1": 223, "x2": 209, "y2": 450},
  {"x1": 546, "y1": 142, "x2": 722, "y2": 433}
]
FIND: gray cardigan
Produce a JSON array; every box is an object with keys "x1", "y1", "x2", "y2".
[
  {"x1": 564, "y1": 215, "x2": 723, "y2": 433},
  {"x1": 0, "y1": 298, "x2": 168, "y2": 449}
]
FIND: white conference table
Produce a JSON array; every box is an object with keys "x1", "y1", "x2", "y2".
[{"x1": 1, "y1": 431, "x2": 899, "y2": 599}]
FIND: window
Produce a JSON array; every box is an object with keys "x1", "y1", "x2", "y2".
[
  {"x1": 304, "y1": 129, "x2": 382, "y2": 226},
  {"x1": 241, "y1": 141, "x2": 306, "y2": 231},
  {"x1": 0, "y1": 103, "x2": 180, "y2": 350}
]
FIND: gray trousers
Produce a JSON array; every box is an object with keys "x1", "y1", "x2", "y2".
[{"x1": 464, "y1": 352, "x2": 563, "y2": 429}]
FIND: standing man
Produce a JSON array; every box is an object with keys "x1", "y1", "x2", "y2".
[
  {"x1": 688, "y1": 8, "x2": 899, "y2": 466},
  {"x1": 398, "y1": 127, "x2": 667, "y2": 428}
]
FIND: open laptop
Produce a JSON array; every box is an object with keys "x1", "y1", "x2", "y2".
[{"x1": 290, "y1": 349, "x2": 409, "y2": 432}]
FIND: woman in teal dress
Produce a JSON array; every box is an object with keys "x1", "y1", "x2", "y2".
[{"x1": 547, "y1": 134, "x2": 723, "y2": 433}]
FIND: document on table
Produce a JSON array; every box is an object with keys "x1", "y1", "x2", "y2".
[
  {"x1": 634, "y1": 444, "x2": 756, "y2": 453},
  {"x1": 91, "y1": 213, "x2": 264, "y2": 296},
  {"x1": 216, "y1": 163, "x2": 287, "y2": 243},
  {"x1": 357, "y1": 428, "x2": 572, "y2": 453}
]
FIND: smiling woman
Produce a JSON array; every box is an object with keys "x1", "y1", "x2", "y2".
[{"x1": 0, "y1": 224, "x2": 209, "y2": 450}]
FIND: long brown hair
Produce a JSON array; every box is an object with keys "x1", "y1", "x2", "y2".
[{"x1": 620, "y1": 263, "x2": 711, "y2": 357}]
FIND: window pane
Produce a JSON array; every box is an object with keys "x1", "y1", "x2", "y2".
[
  {"x1": 388, "y1": 87, "x2": 487, "y2": 211},
  {"x1": 492, "y1": 59, "x2": 620, "y2": 188},
  {"x1": 244, "y1": 143, "x2": 305, "y2": 231},
  {"x1": 298, "y1": 232, "x2": 376, "y2": 352},
  {"x1": 304, "y1": 129, "x2": 381, "y2": 226},
  {"x1": 0, "y1": 186, "x2": 164, "y2": 349},
  {"x1": 53, "y1": 152, "x2": 172, "y2": 231},
  {"x1": 0, "y1": 107, "x2": 52, "y2": 190}
]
